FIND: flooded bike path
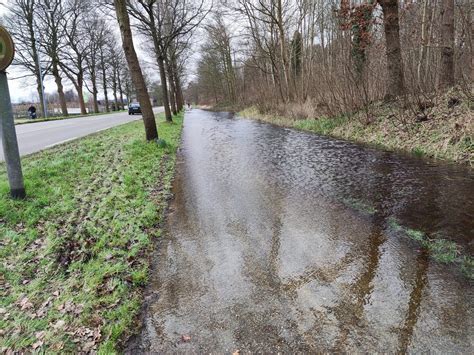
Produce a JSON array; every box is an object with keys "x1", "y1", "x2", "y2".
[{"x1": 128, "y1": 109, "x2": 473, "y2": 353}]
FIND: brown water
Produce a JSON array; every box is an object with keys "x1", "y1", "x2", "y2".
[{"x1": 128, "y1": 109, "x2": 473, "y2": 353}]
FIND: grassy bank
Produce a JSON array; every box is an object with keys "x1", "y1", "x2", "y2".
[
  {"x1": 238, "y1": 90, "x2": 473, "y2": 166},
  {"x1": 0, "y1": 113, "x2": 183, "y2": 353}
]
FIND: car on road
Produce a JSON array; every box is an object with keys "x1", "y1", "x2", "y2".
[{"x1": 128, "y1": 103, "x2": 141, "y2": 115}]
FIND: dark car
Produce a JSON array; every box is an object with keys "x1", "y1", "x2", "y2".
[{"x1": 128, "y1": 103, "x2": 142, "y2": 115}]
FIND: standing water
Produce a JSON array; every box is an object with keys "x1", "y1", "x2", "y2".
[{"x1": 128, "y1": 110, "x2": 473, "y2": 353}]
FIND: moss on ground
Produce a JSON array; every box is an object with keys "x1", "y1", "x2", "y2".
[{"x1": 0, "y1": 112, "x2": 183, "y2": 353}]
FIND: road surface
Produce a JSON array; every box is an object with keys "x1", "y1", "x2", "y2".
[
  {"x1": 127, "y1": 109, "x2": 473, "y2": 353},
  {"x1": 0, "y1": 107, "x2": 163, "y2": 161}
]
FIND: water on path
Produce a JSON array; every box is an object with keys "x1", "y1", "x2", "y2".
[{"x1": 128, "y1": 109, "x2": 473, "y2": 353}]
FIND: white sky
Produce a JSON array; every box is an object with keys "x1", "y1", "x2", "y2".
[{"x1": 0, "y1": 0, "x2": 63, "y2": 103}]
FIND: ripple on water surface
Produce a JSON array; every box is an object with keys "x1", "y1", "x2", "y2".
[{"x1": 128, "y1": 109, "x2": 473, "y2": 353}]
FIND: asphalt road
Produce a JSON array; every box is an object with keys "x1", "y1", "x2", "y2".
[{"x1": 0, "y1": 107, "x2": 163, "y2": 161}]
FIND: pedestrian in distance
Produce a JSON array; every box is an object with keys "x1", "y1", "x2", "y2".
[{"x1": 27, "y1": 104, "x2": 37, "y2": 119}]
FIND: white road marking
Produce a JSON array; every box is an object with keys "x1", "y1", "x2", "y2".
[{"x1": 45, "y1": 137, "x2": 79, "y2": 149}]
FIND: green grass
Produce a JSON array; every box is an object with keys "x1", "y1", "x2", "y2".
[
  {"x1": 0, "y1": 112, "x2": 183, "y2": 353},
  {"x1": 411, "y1": 146, "x2": 425, "y2": 157},
  {"x1": 341, "y1": 197, "x2": 377, "y2": 215},
  {"x1": 293, "y1": 115, "x2": 348, "y2": 136},
  {"x1": 388, "y1": 218, "x2": 472, "y2": 279}
]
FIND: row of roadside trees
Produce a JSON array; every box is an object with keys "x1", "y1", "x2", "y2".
[
  {"x1": 2, "y1": 0, "x2": 208, "y2": 142},
  {"x1": 3, "y1": 0, "x2": 134, "y2": 117},
  {"x1": 112, "y1": 0, "x2": 208, "y2": 140}
]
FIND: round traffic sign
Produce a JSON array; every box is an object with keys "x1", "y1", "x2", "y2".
[{"x1": 0, "y1": 26, "x2": 15, "y2": 71}]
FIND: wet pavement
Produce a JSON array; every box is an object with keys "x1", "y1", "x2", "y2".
[{"x1": 128, "y1": 109, "x2": 474, "y2": 353}]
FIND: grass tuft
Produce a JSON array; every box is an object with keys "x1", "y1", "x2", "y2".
[
  {"x1": 341, "y1": 197, "x2": 377, "y2": 215},
  {"x1": 388, "y1": 217, "x2": 472, "y2": 278}
]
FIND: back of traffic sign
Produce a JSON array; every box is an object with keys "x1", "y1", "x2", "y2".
[{"x1": 0, "y1": 26, "x2": 15, "y2": 71}]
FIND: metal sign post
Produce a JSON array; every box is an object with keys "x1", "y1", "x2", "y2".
[{"x1": 0, "y1": 26, "x2": 26, "y2": 199}]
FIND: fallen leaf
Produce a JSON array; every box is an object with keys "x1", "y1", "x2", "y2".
[
  {"x1": 41, "y1": 298, "x2": 52, "y2": 308},
  {"x1": 19, "y1": 297, "x2": 33, "y2": 310},
  {"x1": 51, "y1": 342, "x2": 64, "y2": 351},
  {"x1": 52, "y1": 319, "x2": 66, "y2": 330},
  {"x1": 35, "y1": 331, "x2": 46, "y2": 340},
  {"x1": 82, "y1": 341, "x2": 96, "y2": 352},
  {"x1": 32, "y1": 340, "x2": 44, "y2": 350},
  {"x1": 53, "y1": 291, "x2": 60, "y2": 297},
  {"x1": 232, "y1": 351, "x2": 240, "y2": 355}
]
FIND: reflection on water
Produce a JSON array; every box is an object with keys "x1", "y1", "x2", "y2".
[{"x1": 129, "y1": 110, "x2": 474, "y2": 353}]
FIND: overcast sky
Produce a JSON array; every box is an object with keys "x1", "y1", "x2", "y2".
[{"x1": 1, "y1": 0, "x2": 38, "y2": 103}]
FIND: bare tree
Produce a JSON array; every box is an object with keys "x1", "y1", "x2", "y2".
[
  {"x1": 84, "y1": 17, "x2": 109, "y2": 113},
  {"x1": 439, "y1": 0, "x2": 454, "y2": 88},
  {"x1": 58, "y1": 0, "x2": 90, "y2": 114},
  {"x1": 114, "y1": 0, "x2": 158, "y2": 140},
  {"x1": 98, "y1": 31, "x2": 113, "y2": 112},
  {"x1": 37, "y1": 0, "x2": 69, "y2": 116},
  {"x1": 201, "y1": 15, "x2": 236, "y2": 104},
  {"x1": 5, "y1": 0, "x2": 50, "y2": 116},
  {"x1": 127, "y1": 0, "x2": 208, "y2": 122},
  {"x1": 379, "y1": 0, "x2": 405, "y2": 100}
]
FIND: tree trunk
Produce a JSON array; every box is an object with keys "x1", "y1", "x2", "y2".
[
  {"x1": 102, "y1": 68, "x2": 110, "y2": 112},
  {"x1": 76, "y1": 76, "x2": 87, "y2": 115},
  {"x1": 276, "y1": 0, "x2": 291, "y2": 101},
  {"x1": 91, "y1": 71, "x2": 99, "y2": 113},
  {"x1": 379, "y1": 0, "x2": 405, "y2": 100},
  {"x1": 52, "y1": 60, "x2": 68, "y2": 116},
  {"x1": 439, "y1": 0, "x2": 455, "y2": 89},
  {"x1": 471, "y1": 2, "x2": 474, "y2": 83},
  {"x1": 35, "y1": 79, "x2": 45, "y2": 118},
  {"x1": 92, "y1": 86, "x2": 99, "y2": 113},
  {"x1": 165, "y1": 57, "x2": 177, "y2": 115},
  {"x1": 117, "y1": 71, "x2": 124, "y2": 110},
  {"x1": 169, "y1": 46, "x2": 184, "y2": 111},
  {"x1": 114, "y1": 0, "x2": 158, "y2": 140},
  {"x1": 28, "y1": 18, "x2": 45, "y2": 117},
  {"x1": 417, "y1": 0, "x2": 429, "y2": 87},
  {"x1": 157, "y1": 55, "x2": 173, "y2": 122},
  {"x1": 175, "y1": 71, "x2": 184, "y2": 112},
  {"x1": 112, "y1": 69, "x2": 119, "y2": 111}
]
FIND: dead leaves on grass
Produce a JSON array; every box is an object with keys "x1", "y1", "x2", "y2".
[{"x1": 69, "y1": 326, "x2": 102, "y2": 353}]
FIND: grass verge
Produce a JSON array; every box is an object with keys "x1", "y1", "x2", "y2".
[{"x1": 0, "y1": 112, "x2": 183, "y2": 353}]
